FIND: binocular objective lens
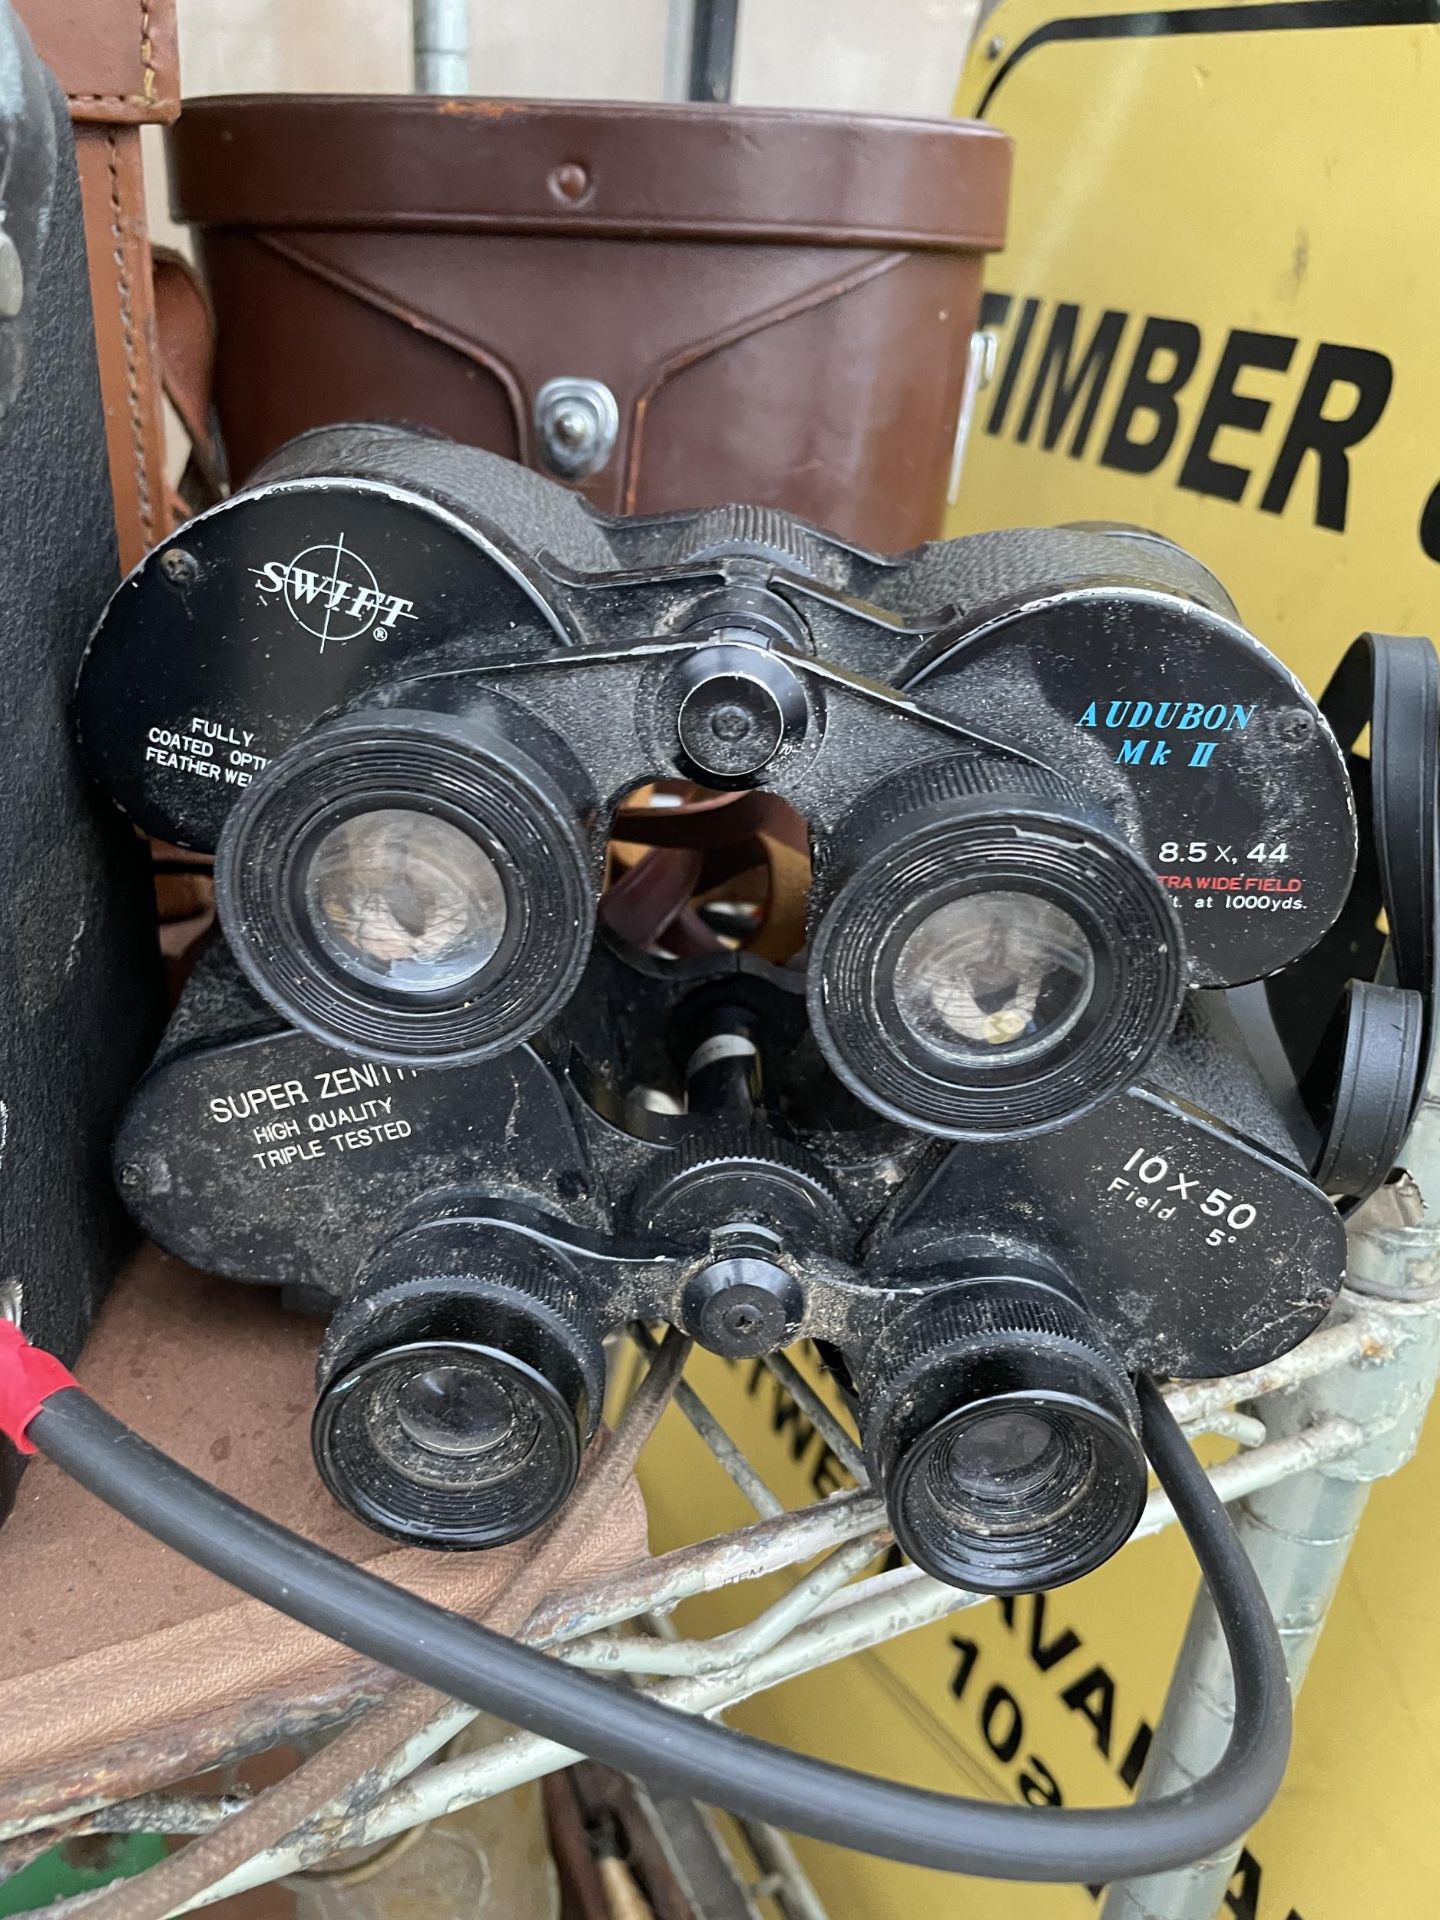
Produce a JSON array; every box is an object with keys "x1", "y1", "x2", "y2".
[
  {"x1": 917, "y1": 1407, "x2": 1090, "y2": 1547},
  {"x1": 932, "y1": 1406, "x2": 1059, "y2": 1497},
  {"x1": 394, "y1": 1363, "x2": 522, "y2": 1459},
  {"x1": 893, "y1": 892, "x2": 1095, "y2": 1064},
  {"x1": 304, "y1": 809, "x2": 508, "y2": 994},
  {"x1": 370, "y1": 1353, "x2": 542, "y2": 1492},
  {"x1": 217, "y1": 705, "x2": 597, "y2": 1062}
]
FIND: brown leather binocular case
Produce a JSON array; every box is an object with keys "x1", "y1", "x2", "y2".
[{"x1": 168, "y1": 96, "x2": 1010, "y2": 550}]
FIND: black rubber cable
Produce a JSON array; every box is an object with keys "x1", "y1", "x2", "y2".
[{"x1": 26, "y1": 1376, "x2": 1289, "y2": 1882}]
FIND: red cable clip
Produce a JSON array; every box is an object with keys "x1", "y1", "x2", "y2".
[{"x1": 0, "y1": 1320, "x2": 79, "y2": 1452}]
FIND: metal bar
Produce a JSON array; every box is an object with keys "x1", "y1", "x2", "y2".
[
  {"x1": 760, "y1": 1352, "x2": 869, "y2": 1483},
  {"x1": 1102, "y1": 1094, "x2": 1440, "y2": 1920},
  {"x1": 411, "y1": 0, "x2": 469, "y2": 94},
  {"x1": 737, "y1": 1819, "x2": 832, "y2": 1920},
  {"x1": 688, "y1": 0, "x2": 739, "y2": 102},
  {"x1": 664, "y1": 0, "x2": 698, "y2": 103},
  {"x1": 562, "y1": 1529, "x2": 888, "y2": 1675},
  {"x1": 632, "y1": 1326, "x2": 785, "y2": 1518},
  {"x1": 672, "y1": 1381, "x2": 784, "y2": 1515},
  {"x1": 1161, "y1": 1314, "x2": 1386, "y2": 1425},
  {"x1": 531, "y1": 1487, "x2": 883, "y2": 1646},
  {"x1": 1180, "y1": 1408, "x2": 1268, "y2": 1448},
  {"x1": 0, "y1": 1799, "x2": 253, "y2": 1889}
]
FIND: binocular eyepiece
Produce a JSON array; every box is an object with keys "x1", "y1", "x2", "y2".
[
  {"x1": 807, "y1": 756, "x2": 1182, "y2": 1136},
  {"x1": 858, "y1": 1277, "x2": 1147, "y2": 1590},
  {"x1": 312, "y1": 1221, "x2": 605, "y2": 1549},
  {"x1": 80, "y1": 424, "x2": 1394, "y2": 1593},
  {"x1": 216, "y1": 703, "x2": 597, "y2": 1067}
]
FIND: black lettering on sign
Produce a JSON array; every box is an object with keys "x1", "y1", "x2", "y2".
[
  {"x1": 1226, "y1": 1850, "x2": 1263, "y2": 1920},
  {"x1": 1117, "y1": 1719, "x2": 1153, "y2": 1791},
  {"x1": 1420, "y1": 480, "x2": 1440, "y2": 563},
  {"x1": 983, "y1": 290, "x2": 1393, "y2": 539},
  {"x1": 1223, "y1": 1845, "x2": 1305, "y2": 1920},
  {"x1": 1178, "y1": 329, "x2": 1297, "y2": 503},
  {"x1": 770, "y1": 1395, "x2": 814, "y2": 1462},
  {"x1": 1016, "y1": 302, "x2": 1128, "y2": 456},
  {"x1": 1059, "y1": 1664, "x2": 1117, "y2": 1759},
  {"x1": 998, "y1": 1591, "x2": 1083, "y2": 1672},
  {"x1": 1261, "y1": 342, "x2": 1394, "y2": 530},
  {"x1": 949, "y1": 1633, "x2": 981, "y2": 1699},
  {"x1": 1017, "y1": 1753, "x2": 1064, "y2": 1808},
  {"x1": 981, "y1": 1683, "x2": 1025, "y2": 1764},
  {"x1": 1099, "y1": 316, "x2": 1203, "y2": 476}
]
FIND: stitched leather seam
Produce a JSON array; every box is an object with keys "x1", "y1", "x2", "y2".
[
  {"x1": 105, "y1": 128, "x2": 156, "y2": 547},
  {"x1": 66, "y1": 0, "x2": 161, "y2": 110},
  {"x1": 141, "y1": 0, "x2": 156, "y2": 103}
]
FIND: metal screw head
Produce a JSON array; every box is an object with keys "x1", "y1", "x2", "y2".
[
  {"x1": 708, "y1": 703, "x2": 754, "y2": 744},
  {"x1": 0, "y1": 231, "x2": 23, "y2": 321},
  {"x1": 679, "y1": 673, "x2": 784, "y2": 777},
  {"x1": 1270, "y1": 708, "x2": 1317, "y2": 745},
  {"x1": 158, "y1": 546, "x2": 201, "y2": 588},
  {"x1": 551, "y1": 403, "x2": 592, "y2": 449},
  {"x1": 682, "y1": 1255, "x2": 804, "y2": 1358},
  {"x1": 534, "y1": 376, "x2": 619, "y2": 481}
]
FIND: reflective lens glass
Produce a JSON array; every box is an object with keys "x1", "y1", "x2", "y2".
[
  {"x1": 303, "y1": 809, "x2": 507, "y2": 993},
  {"x1": 395, "y1": 1363, "x2": 517, "y2": 1458},
  {"x1": 893, "y1": 891, "x2": 1095, "y2": 1063},
  {"x1": 369, "y1": 1355, "x2": 542, "y2": 1491}
]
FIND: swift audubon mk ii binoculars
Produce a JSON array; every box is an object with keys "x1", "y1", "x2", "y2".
[{"x1": 76, "y1": 423, "x2": 1437, "y2": 1594}]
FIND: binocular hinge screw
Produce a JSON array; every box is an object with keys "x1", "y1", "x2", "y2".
[{"x1": 681, "y1": 1236, "x2": 804, "y2": 1359}]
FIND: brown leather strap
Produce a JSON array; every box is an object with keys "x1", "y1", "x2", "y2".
[
  {"x1": 600, "y1": 847, "x2": 706, "y2": 949},
  {"x1": 12, "y1": 1, "x2": 179, "y2": 569},
  {"x1": 603, "y1": 790, "x2": 810, "y2": 959},
  {"x1": 152, "y1": 244, "x2": 226, "y2": 510}
]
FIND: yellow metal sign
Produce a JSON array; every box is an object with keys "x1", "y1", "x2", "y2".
[
  {"x1": 640, "y1": 7, "x2": 1440, "y2": 1916},
  {"x1": 950, "y1": 0, "x2": 1440, "y2": 697}
]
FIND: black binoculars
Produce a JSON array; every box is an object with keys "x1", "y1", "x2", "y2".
[{"x1": 76, "y1": 423, "x2": 1423, "y2": 1593}]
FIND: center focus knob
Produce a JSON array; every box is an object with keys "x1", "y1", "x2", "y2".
[{"x1": 670, "y1": 637, "x2": 809, "y2": 783}]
